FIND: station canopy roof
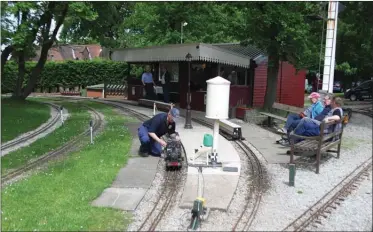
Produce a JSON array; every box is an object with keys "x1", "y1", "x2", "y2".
[{"x1": 110, "y1": 43, "x2": 267, "y2": 69}]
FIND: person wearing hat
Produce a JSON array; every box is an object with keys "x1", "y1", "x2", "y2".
[
  {"x1": 138, "y1": 108, "x2": 180, "y2": 157},
  {"x1": 277, "y1": 92, "x2": 324, "y2": 134}
]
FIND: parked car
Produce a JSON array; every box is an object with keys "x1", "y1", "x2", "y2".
[{"x1": 344, "y1": 80, "x2": 373, "y2": 101}]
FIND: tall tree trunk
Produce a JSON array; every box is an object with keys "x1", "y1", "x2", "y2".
[
  {"x1": 21, "y1": 3, "x2": 69, "y2": 99},
  {"x1": 1, "y1": 45, "x2": 13, "y2": 77},
  {"x1": 263, "y1": 54, "x2": 280, "y2": 111},
  {"x1": 12, "y1": 51, "x2": 26, "y2": 99}
]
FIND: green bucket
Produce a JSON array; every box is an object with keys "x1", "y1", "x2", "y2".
[{"x1": 203, "y1": 134, "x2": 213, "y2": 147}]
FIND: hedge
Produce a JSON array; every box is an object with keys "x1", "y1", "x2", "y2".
[{"x1": 1, "y1": 60, "x2": 128, "y2": 93}]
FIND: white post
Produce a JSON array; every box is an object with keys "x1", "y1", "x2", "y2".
[
  {"x1": 90, "y1": 120, "x2": 93, "y2": 144},
  {"x1": 153, "y1": 103, "x2": 156, "y2": 116},
  {"x1": 60, "y1": 106, "x2": 64, "y2": 125},
  {"x1": 322, "y1": 1, "x2": 339, "y2": 93},
  {"x1": 212, "y1": 119, "x2": 220, "y2": 163}
]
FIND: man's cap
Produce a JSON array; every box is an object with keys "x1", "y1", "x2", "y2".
[
  {"x1": 308, "y1": 92, "x2": 321, "y2": 99},
  {"x1": 170, "y1": 108, "x2": 180, "y2": 118}
]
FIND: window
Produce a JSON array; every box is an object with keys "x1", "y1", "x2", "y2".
[{"x1": 159, "y1": 63, "x2": 179, "y2": 82}]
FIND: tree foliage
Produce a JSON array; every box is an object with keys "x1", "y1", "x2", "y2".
[
  {"x1": 120, "y1": 2, "x2": 243, "y2": 47},
  {"x1": 59, "y1": 2, "x2": 133, "y2": 48},
  {"x1": 336, "y1": 2, "x2": 373, "y2": 81}
]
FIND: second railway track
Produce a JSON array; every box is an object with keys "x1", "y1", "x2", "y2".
[
  {"x1": 1, "y1": 102, "x2": 62, "y2": 152},
  {"x1": 190, "y1": 117, "x2": 265, "y2": 231},
  {"x1": 1, "y1": 105, "x2": 104, "y2": 185}
]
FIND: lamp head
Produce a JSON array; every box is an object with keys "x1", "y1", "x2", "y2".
[{"x1": 185, "y1": 53, "x2": 192, "y2": 62}]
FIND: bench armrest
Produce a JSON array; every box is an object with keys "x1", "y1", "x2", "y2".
[{"x1": 289, "y1": 132, "x2": 320, "y2": 141}]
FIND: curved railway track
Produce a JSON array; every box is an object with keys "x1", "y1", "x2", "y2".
[
  {"x1": 1, "y1": 102, "x2": 61, "y2": 152},
  {"x1": 232, "y1": 140, "x2": 264, "y2": 231},
  {"x1": 282, "y1": 107, "x2": 373, "y2": 231},
  {"x1": 282, "y1": 157, "x2": 372, "y2": 231},
  {"x1": 94, "y1": 100, "x2": 188, "y2": 231},
  {"x1": 1, "y1": 105, "x2": 104, "y2": 185}
]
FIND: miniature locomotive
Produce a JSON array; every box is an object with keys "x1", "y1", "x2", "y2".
[{"x1": 164, "y1": 133, "x2": 183, "y2": 170}]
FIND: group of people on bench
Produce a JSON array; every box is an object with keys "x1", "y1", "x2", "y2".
[{"x1": 276, "y1": 92, "x2": 344, "y2": 146}]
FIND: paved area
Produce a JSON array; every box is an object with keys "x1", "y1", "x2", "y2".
[{"x1": 92, "y1": 120, "x2": 160, "y2": 211}]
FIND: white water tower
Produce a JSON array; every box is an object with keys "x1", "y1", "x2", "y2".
[{"x1": 205, "y1": 76, "x2": 231, "y2": 164}]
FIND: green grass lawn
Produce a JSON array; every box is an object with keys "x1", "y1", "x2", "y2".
[
  {"x1": 1, "y1": 98, "x2": 50, "y2": 143},
  {"x1": 1, "y1": 101, "x2": 90, "y2": 175},
  {"x1": 1, "y1": 100, "x2": 132, "y2": 231}
]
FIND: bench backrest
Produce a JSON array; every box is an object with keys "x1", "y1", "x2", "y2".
[
  {"x1": 272, "y1": 102, "x2": 303, "y2": 114},
  {"x1": 319, "y1": 115, "x2": 349, "y2": 143}
]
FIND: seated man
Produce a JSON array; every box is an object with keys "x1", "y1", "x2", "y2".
[
  {"x1": 291, "y1": 96, "x2": 344, "y2": 143},
  {"x1": 277, "y1": 92, "x2": 324, "y2": 134},
  {"x1": 138, "y1": 108, "x2": 180, "y2": 157}
]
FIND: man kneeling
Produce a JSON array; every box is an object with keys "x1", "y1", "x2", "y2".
[{"x1": 138, "y1": 108, "x2": 180, "y2": 157}]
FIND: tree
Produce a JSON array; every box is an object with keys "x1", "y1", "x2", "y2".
[
  {"x1": 119, "y1": 2, "x2": 244, "y2": 47},
  {"x1": 59, "y1": 2, "x2": 133, "y2": 48},
  {"x1": 336, "y1": 2, "x2": 373, "y2": 85},
  {"x1": 2, "y1": 1, "x2": 98, "y2": 99},
  {"x1": 235, "y1": 2, "x2": 321, "y2": 110}
]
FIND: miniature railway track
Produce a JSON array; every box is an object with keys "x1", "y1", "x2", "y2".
[
  {"x1": 351, "y1": 106, "x2": 373, "y2": 118},
  {"x1": 1, "y1": 102, "x2": 61, "y2": 152},
  {"x1": 232, "y1": 140, "x2": 264, "y2": 231},
  {"x1": 190, "y1": 117, "x2": 264, "y2": 231},
  {"x1": 94, "y1": 100, "x2": 187, "y2": 231},
  {"x1": 282, "y1": 157, "x2": 372, "y2": 231},
  {"x1": 1, "y1": 105, "x2": 104, "y2": 184}
]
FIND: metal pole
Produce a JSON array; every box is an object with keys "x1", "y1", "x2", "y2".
[
  {"x1": 289, "y1": 164, "x2": 296, "y2": 186},
  {"x1": 60, "y1": 106, "x2": 64, "y2": 125},
  {"x1": 211, "y1": 119, "x2": 219, "y2": 163},
  {"x1": 90, "y1": 120, "x2": 93, "y2": 144},
  {"x1": 184, "y1": 59, "x2": 193, "y2": 129},
  {"x1": 181, "y1": 24, "x2": 183, "y2": 44},
  {"x1": 322, "y1": 1, "x2": 339, "y2": 93}
]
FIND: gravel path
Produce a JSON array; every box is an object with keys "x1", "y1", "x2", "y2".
[
  {"x1": 247, "y1": 113, "x2": 372, "y2": 231},
  {"x1": 1, "y1": 104, "x2": 69, "y2": 156}
]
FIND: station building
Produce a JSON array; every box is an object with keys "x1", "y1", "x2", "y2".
[{"x1": 109, "y1": 43, "x2": 306, "y2": 114}]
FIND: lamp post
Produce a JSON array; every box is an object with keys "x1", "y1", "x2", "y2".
[
  {"x1": 184, "y1": 52, "x2": 193, "y2": 129},
  {"x1": 181, "y1": 21, "x2": 188, "y2": 44}
]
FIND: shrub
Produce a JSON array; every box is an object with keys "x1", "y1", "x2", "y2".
[{"x1": 1, "y1": 60, "x2": 128, "y2": 93}]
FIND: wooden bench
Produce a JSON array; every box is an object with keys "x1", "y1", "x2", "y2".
[
  {"x1": 288, "y1": 115, "x2": 349, "y2": 174},
  {"x1": 260, "y1": 102, "x2": 304, "y2": 127}
]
